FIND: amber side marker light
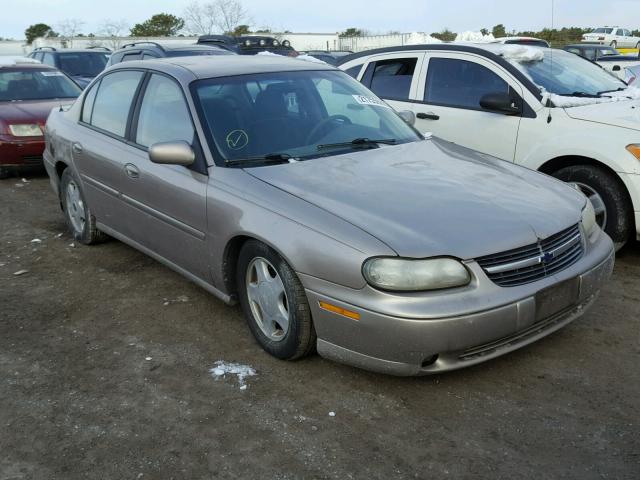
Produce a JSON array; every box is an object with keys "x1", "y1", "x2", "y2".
[
  {"x1": 626, "y1": 144, "x2": 640, "y2": 160},
  {"x1": 319, "y1": 301, "x2": 361, "y2": 320}
]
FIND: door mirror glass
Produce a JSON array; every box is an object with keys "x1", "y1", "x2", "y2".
[
  {"x1": 397, "y1": 110, "x2": 415, "y2": 126},
  {"x1": 148, "y1": 141, "x2": 195, "y2": 166},
  {"x1": 479, "y1": 92, "x2": 521, "y2": 115}
]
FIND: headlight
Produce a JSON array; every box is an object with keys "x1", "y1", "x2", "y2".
[
  {"x1": 362, "y1": 257, "x2": 471, "y2": 291},
  {"x1": 244, "y1": 40, "x2": 252, "y2": 47},
  {"x1": 273, "y1": 40, "x2": 280, "y2": 46},
  {"x1": 581, "y1": 200, "x2": 598, "y2": 236},
  {"x1": 9, "y1": 124, "x2": 43, "y2": 137}
]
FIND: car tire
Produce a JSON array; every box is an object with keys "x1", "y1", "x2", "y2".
[
  {"x1": 552, "y1": 165, "x2": 632, "y2": 250},
  {"x1": 60, "y1": 168, "x2": 107, "y2": 245},
  {"x1": 611, "y1": 41, "x2": 617, "y2": 48},
  {"x1": 236, "y1": 240, "x2": 316, "y2": 360},
  {"x1": 0, "y1": 168, "x2": 10, "y2": 179}
]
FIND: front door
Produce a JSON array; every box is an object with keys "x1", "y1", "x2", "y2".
[{"x1": 411, "y1": 52, "x2": 523, "y2": 161}]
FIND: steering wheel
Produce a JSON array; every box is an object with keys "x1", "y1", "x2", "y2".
[{"x1": 306, "y1": 115, "x2": 352, "y2": 144}]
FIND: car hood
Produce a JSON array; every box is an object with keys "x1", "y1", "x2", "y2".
[
  {"x1": 564, "y1": 99, "x2": 640, "y2": 130},
  {"x1": 246, "y1": 139, "x2": 585, "y2": 259},
  {"x1": 0, "y1": 99, "x2": 72, "y2": 124}
]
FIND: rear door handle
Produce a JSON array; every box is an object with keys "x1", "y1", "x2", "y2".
[
  {"x1": 71, "y1": 143, "x2": 83, "y2": 154},
  {"x1": 124, "y1": 163, "x2": 139, "y2": 179},
  {"x1": 417, "y1": 112, "x2": 440, "y2": 121}
]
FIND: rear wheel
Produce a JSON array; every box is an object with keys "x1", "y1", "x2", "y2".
[
  {"x1": 60, "y1": 168, "x2": 106, "y2": 245},
  {"x1": 236, "y1": 240, "x2": 316, "y2": 360},
  {"x1": 552, "y1": 165, "x2": 632, "y2": 250},
  {"x1": 611, "y1": 40, "x2": 617, "y2": 48}
]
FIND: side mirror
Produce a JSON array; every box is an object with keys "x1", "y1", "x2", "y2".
[
  {"x1": 613, "y1": 65, "x2": 621, "y2": 72},
  {"x1": 398, "y1": 110, "x2": 416, "y2": 126},
  {"x1": 148, "y1": 141, "x2": 195, "y2": 166},
  {"x1": 479, "y1": 92, "x2": 521, "y2": 115}
]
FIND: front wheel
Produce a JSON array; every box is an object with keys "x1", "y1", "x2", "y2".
[
  {"x1": 236, "y1": 241, "x2": 316, "y2": 360},
  {"x1": 60, "y1": 168, "x2": 106, "y2": 245},
  {"x1": 611, "y1": 41, "x2": 617, "y2": 48},
  {"x1": 552, "y1": 165, "x2": 632, "y2": 250}
]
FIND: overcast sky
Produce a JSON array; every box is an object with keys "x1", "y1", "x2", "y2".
[{"x1": 2, "y1": 0, "x2": 640, "y2": 39}]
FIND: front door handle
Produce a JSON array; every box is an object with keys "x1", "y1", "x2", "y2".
[
  {"x1": 417, "y1": 112, "x2": 440, "y2": 121},
  {"x1": 71, "y1": 143, "x2": 83, "y2": 154},
  {"x1": 124, "y1": 163, "x2": 139, "y2": 179}
]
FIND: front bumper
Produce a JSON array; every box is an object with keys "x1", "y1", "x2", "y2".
[
  {"x1": 0, "y1": 135, "x2": 45, "y2": 169},
  {"x1": 302, "y1": 231, "x2": 615, "y2": 376}
]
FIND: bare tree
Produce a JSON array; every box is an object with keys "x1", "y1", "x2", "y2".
[
  {"x1": 183, "y1": 0, "x2": 250, "y2": 35},
  {"x1": 99, "y1": 19, "x2": 129, "y2": 50},
  {"x1": 57, "y1": 18, "x2": 85, "y2": 47},
  {"x1": 215, "y1": 0, "x2": 250, "y2": 34},
  {"x1": 183, "y1": 1, "x2": 218, "y2": 35}
]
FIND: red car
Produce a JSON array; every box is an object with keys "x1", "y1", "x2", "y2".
[{"x1": 0, "y1": 58, "x2": 81, "y2": 178}]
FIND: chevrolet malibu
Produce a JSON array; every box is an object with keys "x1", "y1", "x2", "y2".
[{"x1": 43, "y1": 56, "x2": 615, "y2": 375}]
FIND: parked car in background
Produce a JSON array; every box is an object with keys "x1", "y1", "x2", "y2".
[
  {"x1": 107, "y1": 42, "x2": 234, "y2": 66},
  {"x1": 0, "y1": 57, "x2": 81, "y2": 178},
  {"x1": 564, "y1": 44, "x2": 640, "y2": 80},
  {"x1": 299, "y1": 50, "x2": 353, "y2": 65},
  {"x1": 563, "y1": 44, "x2": 622, "y2": 61},
  {"x1": 197, "y1": 35, "x2": 298, "y2": 56},
  {"x1": 582, "y1": 27, "x2": 640, "y2": 48},
  {"x1": 491, "y1": 37, "x2": 550, "y2": 47},
  {"x1": 339, "y1": 44, "x2": 640, "y2": 248},
  {"x1": 42, "y1": 55, "x2": 613, "y2": 375},
  {"x1": 28, "y1": 47, "x2": 110, "y2": 88}
]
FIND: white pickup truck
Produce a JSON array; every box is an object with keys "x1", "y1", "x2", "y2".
[{"x1": 582, "y1": 27, "x2": 640, "y2": 49}]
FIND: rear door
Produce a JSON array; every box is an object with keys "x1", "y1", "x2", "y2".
[
  {"x1": 74, "y1": 69, "x2": 145, "y2": 233},
  {"x1": 358, "y1": 52, "x2": 425, "y2": 112},
  {"x1": 411, "y1": 52, "x2": 523, "y2": 161}
]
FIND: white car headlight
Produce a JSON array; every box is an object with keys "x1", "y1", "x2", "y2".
[
  {"x1": 9, "y1": 124, "x2": 43, "y2": 137},
  {"x1": 581, "y1": 200, "x2": 598, "y2": 236},
  {"x1": 363, "y1": 257, "x2": 471, "y2": 291}
]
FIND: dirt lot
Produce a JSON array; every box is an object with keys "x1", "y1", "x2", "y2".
[{"x1": 1, "y1": 175, "x2": 638, "y2": 480}]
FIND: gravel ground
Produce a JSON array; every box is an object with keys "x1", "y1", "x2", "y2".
[{"x1": 1, "y1": 176, "x2": 638, "y2": 480}]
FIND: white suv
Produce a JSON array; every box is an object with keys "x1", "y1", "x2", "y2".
[
  {"x1": 582, "y1": 27, "x2": 640, "y2": 49},
  {"x1": 339, "y1": 44, "x2": 640, "y2": 248}
]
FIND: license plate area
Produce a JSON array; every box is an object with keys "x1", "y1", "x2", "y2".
[{"x1": 535, "y1": 277, "x2": 580, "y2": 322}]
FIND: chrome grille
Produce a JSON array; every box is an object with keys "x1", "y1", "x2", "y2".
[{"x1": 476, "y1": 224, "x2": 584, "y2": 287}]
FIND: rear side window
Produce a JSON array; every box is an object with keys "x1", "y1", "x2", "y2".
[
  {"x1": 425, "y1": 58, "x2": 508, "y2": 110},
  {"x1": 368, "y1": 58, "x2": 417, "y2": 100},
  {"x1": 344, "y1": 64, "x2": 363, "y2": 78},
  {"x1": 81, "y1": 80, "x2": 99, "y2": 123},
  {"x1": 90, "y1": 71, "x2": 143, "y2": 136},
  {"x1": 135, "y1": 74, "x2": 194, "y2": 148}
]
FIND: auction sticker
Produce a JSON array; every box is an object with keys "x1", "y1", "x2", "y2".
[{"x1": 352, "y1": 95, "x2": 390, "y2": 108}]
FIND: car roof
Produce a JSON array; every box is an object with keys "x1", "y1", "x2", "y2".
[
  {"x1": 336, "y1": 43, "x2": 546, "y2": 100},
  {"x1": 0, "y1": 61, "x2": 55, "y2": 70},
  {"x1": 34, "y1": 48, "x2": 110, "y2": 54},
  {"x1": 110, "y1": 54, "x2": 335, "y2": 79}
]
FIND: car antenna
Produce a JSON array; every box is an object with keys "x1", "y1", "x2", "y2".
[{"x1": 547, "y1": 0, "x2": 554, "y2": 124}]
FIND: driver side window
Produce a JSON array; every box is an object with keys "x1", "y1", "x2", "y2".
[
  {"x1": 424, "y1": 58, "x2": 509, "y2": 110},
  {"x1": 135, "y1": 74, "x2": 194, "y2": 148}
]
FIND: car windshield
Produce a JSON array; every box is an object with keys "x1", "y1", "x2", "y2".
[
  {"x1": 0, "y1": 68, "x2": 81, "y2": 101},
  {"x1": 599, "y1": 47, "x2": 619, "y2": 56},
  {"x1": 192, "y1": 69, "x2": 421, "y2": 163},
  {"x1": 593, "y1": 28, "x2": 614, "y2": 34},
  {"x1": 58, "y1": 52, "x2": 108, "y2": 77},
  {"x1": 518, "y1": 50, "x2": 626, "y2": 97}
]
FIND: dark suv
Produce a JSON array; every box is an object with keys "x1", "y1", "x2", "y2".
[
  {"x1": 28, "y1": 47, "x2": 110, "y2": 88},
  {"x1": 107, "y1": 42, "x2": 233, "y2": 66},
  {"x1": 197, "y1": 35, "x2": 297, "y2": 56}
]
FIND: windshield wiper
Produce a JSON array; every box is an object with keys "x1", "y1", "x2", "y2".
[
  {"x1": 317, "y1": 138, "x2": 397, "y2": 151},
  {"x1": 225, "y1": 153, "x2": 292, "y2": 167},
  {"x1": 597, "y1": 87, "x2": 626, "y2": 95},
  {"x1": 558, "y1": 91, "x2": 601, "y2": 98}
]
